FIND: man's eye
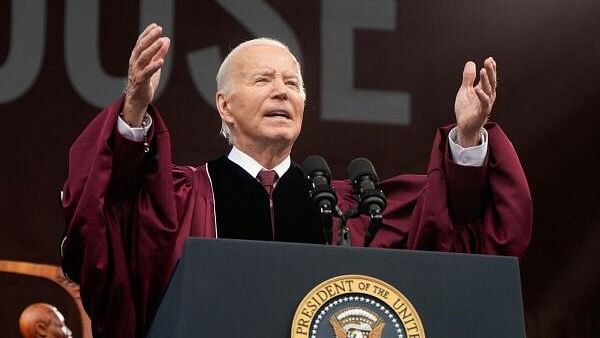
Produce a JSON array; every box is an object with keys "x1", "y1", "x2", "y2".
[
  {"x1": 255, "y1": 77, "x2": 269, "y2": 83},
  {"x1": 286, "y1": 81, "x2": 299, "y2": 88}
]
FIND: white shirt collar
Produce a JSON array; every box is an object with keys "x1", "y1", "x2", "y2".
[{"x1": 228, "y1": 146, "x2": 291, "y2": 179}]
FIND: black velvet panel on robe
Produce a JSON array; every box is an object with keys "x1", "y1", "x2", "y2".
[{"x1": 207, "y1": 156, "x2": 326, "y2": 244}]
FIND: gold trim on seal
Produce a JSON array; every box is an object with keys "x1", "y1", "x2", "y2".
[{"x1": 291, "y1": 274, "x2": 425, "y2": 338}]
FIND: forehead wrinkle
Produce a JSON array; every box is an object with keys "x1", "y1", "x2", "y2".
[
  {"x1": 283, "y1": 72, "x2": 299, "y2": 79},
  {"x1": 236, "y1": 46, "x2": 299, "y2": 75},
  {"x1": 252, "y1": 68, "x2": 275, "y2": 77},
  {"x1": 252, "y1": 69, "x2": 299, "y2": 79}
]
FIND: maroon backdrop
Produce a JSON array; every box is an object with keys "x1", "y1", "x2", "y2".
[{"x1": 1, "y1": 1, "x2": 599, "y2": 337}]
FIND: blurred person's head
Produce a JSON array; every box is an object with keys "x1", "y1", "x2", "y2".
[{"x1": 19, "y1": 303, "x2": 72, "y2": 338}]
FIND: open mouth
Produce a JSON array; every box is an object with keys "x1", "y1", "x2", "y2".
[{"x1": 264, "y1": 110, "x2": 291, "y2": 119}]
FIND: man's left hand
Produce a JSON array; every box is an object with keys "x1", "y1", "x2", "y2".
[{"x1": 454, "y1": 57, "x2": 497, "y2": 147}]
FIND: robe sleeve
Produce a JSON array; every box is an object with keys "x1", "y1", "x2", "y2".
[
  {"x1": 60, "y1": 98, "x2": 205, "y2": 337},
  {"x1": 407, "y1": 123, "x2": 532, "y2": 256},
  {"x1": 336, "y1": 123, "x2": 532, "y2": 258}
]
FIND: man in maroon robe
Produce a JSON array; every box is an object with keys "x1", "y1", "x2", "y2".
[{"x1": 61, "y1": 23, "x2": 531, "y2": 337}]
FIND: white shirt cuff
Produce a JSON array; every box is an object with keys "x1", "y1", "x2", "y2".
[
  {"x1": 448, "y1": 127, "x2": 488, "y2": 167},
  {"x1": 117, "y1": 114, "x2": 152, "y2": 142}
]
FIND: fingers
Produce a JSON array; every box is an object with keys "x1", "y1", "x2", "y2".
[
  {"x1": 138, "y1": 38, "x2": 164, "y2": 69},
  {"x1": 475, "y1": 87, "x2": 491, "y2": 110},
  {"x1": 136, "y1": 23, "x2": 158, "y2": 45},
  {"x1": 125, "y1": 24, "x2": 169, "y2": 111},
  {"x1": 131, "y1": 25, "x2": 163, "y2": 62},
  {"x1": 154, "y1": 37, "x2": 171, "y2": 62},
  {"x1": 479, "y1": 68, "x2": 493, "y2": 96},
  {"x1": 139, "y1": 57, "x2": 164, "y2": 82},
  {"x1": 128, "y1": 24, "x2": 169, "y2": 83},
  {"x1": 484, "y1": 57, "x2": 497, "y2": 90},
  {"x1": 137, "y1": 38, "x2": 170, "y2": 82},
  {"x1": 455, "y1": 57, "x2": 496, "y2": 126},
  {"x1": 461, "y1": 61, "x2": 477, "y2": 88},
  {"x1": 478, "y1": 57, "x2": 497, "y2": 114}
]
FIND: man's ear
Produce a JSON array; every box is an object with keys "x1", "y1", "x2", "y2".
[
  {"x1": 216, "y1": 92, "x2": 235, "y2": 124},
  {"x1": 35, "y1": 321, "x2": 49, "y2": 337}
]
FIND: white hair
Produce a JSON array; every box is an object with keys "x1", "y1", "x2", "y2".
[{"x1": 215, "y1": 38, "x2": 306, "y2": 144}]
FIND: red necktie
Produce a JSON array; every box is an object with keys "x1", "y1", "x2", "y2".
[{"x1": 258, "y1": 169, "x2": 278, "y2": 239}]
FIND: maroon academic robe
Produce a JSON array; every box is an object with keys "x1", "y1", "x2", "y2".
[{"x1": 61, "y1": 98, "x2": 532, "y2": 337}]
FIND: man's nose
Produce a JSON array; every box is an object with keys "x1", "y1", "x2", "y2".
[{"x1": 271, "y1": 78, "x2": 288, "y2": 100}]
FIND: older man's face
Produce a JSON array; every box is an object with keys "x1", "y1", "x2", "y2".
[{"x1": 220, "y1": 44, "x2": 304, "y2": 148}]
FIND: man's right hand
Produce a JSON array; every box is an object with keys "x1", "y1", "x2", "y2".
[{"x1": 122, "y1": 23, "x2": 170, "y2": 126}]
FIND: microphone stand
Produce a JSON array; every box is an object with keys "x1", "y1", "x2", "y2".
[
  {"x1": 330, "y1": 207, "x2": 383, "y2": 247},
  {"x1": 363, "y1": 211, "x2": 382, "y2": 247},
  {"x1": 318, "y1": 204, "x2": 335, "y2": 245},
  {"x1": 318, "y1": 204, "x2": 354, "y2": 247},
  {"x1": 309, "y1": 182, "x2": 383, "y2": 247},
  {"x1": 333, "y1": 207, "x2": 360, "y2": 247}
]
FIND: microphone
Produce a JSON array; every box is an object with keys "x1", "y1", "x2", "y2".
[
  {"x1": 347, "y1": 158, "x2": 387, "y2": 246},
  {"x1": 303, "y1": 155, "x2": 338, "y2": 215}
]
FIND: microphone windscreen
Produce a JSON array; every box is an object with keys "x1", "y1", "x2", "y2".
[
  {"x1": 347, "y1": 157, "x2": 379, "y2": 184},
  {"x1": 303, "y1": 155, "x2": 332, "y2": 179}
]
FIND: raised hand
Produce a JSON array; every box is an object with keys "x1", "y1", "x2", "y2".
[
  {"x1": 122, "y1": 23, "x2": 171, "y2": 126},
  {"x1": 454, "y1": 57, "x2": 497, "y2": 147}
]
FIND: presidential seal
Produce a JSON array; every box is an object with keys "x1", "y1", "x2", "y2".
[{"x1": 291, "y1": 275, "x2": 425, "y2": 338}]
